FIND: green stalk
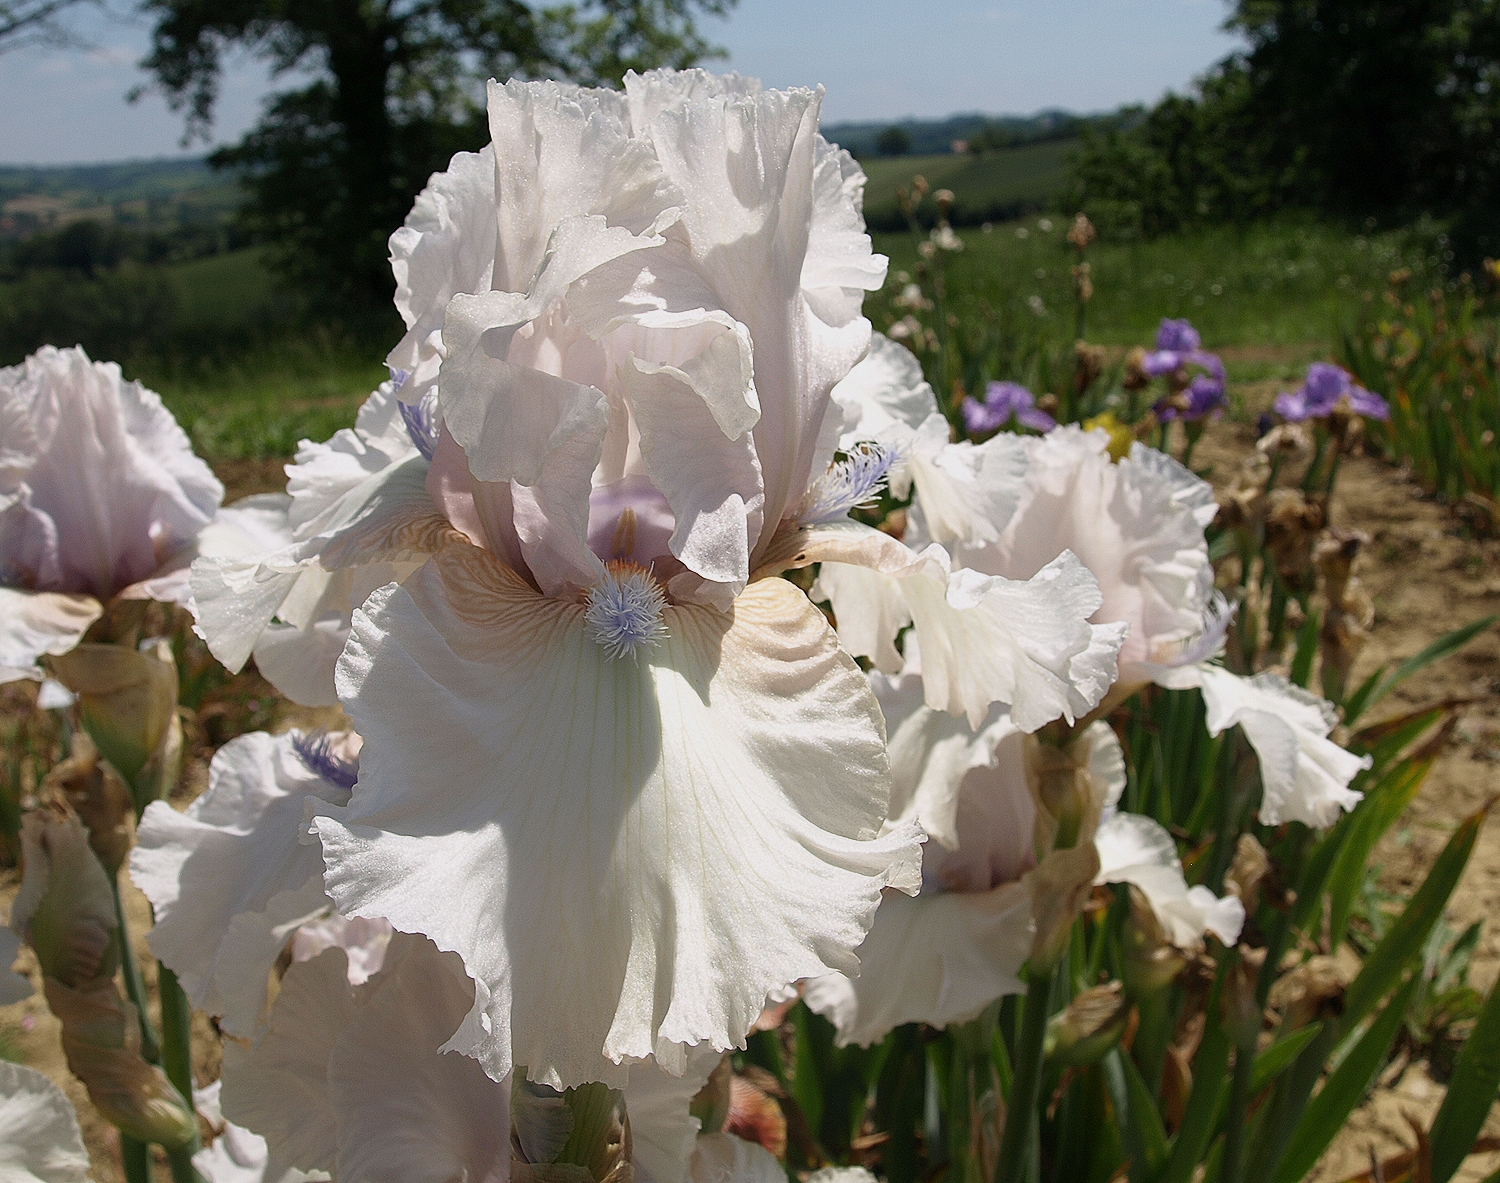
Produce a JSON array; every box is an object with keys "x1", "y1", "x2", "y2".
[
  {"x1": 1132, "y1": 987, "x2": 1171, "y2": 1103},
  {"x1": 158, "y1": 965, "x2": 194, "y2": 1102},
  {"x1": 110, "y1": 877, "x2": 160, "y2": 1065},
  {"x1": 121, "y1": 1134, "x2": 153, "y2": 1183},
  {"x1": 992, "y1": 966, "x2": 1055, "y2": 1183},
  {"x1": 166, "y1": 1145, "x2": 203, "y2": 1183},
  {"x1": 1220, "y1": 1045, "x2": 1255, "y2": 1183}
]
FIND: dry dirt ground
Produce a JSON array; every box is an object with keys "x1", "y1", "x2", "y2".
[
  {"x1": 3, "y1": 433, "x2": 1500, "y2": 1180},
  {"x1": 1195, "y1": 415, "x2": 1500, "y2": 1181}
]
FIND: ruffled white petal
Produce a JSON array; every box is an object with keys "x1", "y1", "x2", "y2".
[
  {"x1": 831, "y1": 332, "x2": 938, "y2": 448},
  {"x1": 131, "y1": 731, "x2": 354, "y2": 1036},
  {"x1": 317, "y1": 543, "x2": 921, "y2": 1087},
  {"x1": 0, "y1": 587, "x2": 101, "y2": 684},
  {"x1": 803, "y1": 883, "x2": 1031, "y2": 1047},
  {"x1": 0, "y1": 1061, "x2": 91, "y2": 1183},
  {"x1": 898, "y1": 549, "x2": 1125, "y2": 731},
  {"x1": 191, "y1": 452, "x2": 445, "y2": 692},
  {"x1": 870, "y1": 660, "x2": 1022, "y2": 856},
  {"x1": 1190, "y1": 666, "x2": 1367, "y2": 828},
  {"x1": 388, "y1": 148, "x2": 499, "y2": 406},
  {"x1": 326, "y1": 939, "x2": 509, "y2": 1183},
  {"x1": 1093, "y1": 812, "x2": 1244, "y2": 946},
  {"x1": 220, "y1": 946, "x2": 351, "y2": 1173},
  {"x1": 903, "y1": 419, "x2": 1030, "y2": 550},
  {"x1": 222, "y1": 936, "x2": 509, "y2": 1183},
  {"x1": 620, "y1": 1046, "x2": 724, "y2": 1183},
  {"x1": 956, "y1": 426, "x2": 1217, "y2": 685},
  {"x1": 810, "y1": 562, "x2": 909, "y2": 674}
]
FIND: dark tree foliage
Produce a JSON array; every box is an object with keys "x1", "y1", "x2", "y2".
[
  {"x1": 875, "y1": 126, "x2": 911, "y2": 157},
  {"x1": 137, "y1": 0, "x2": 735, "y2": 309},
  {"x1": 1066, "y1": 0, "x2": 1500, "y2": 244}
]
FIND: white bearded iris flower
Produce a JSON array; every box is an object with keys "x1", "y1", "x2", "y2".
[
  {"x1": 805, "y1": 656, "x2": 1241, "y2": 1047},
  {"x1": 182, "y1": 69, "x2": 1131, "y2": 1094},
  {"x1": 825, "y1": 346, "x2": 1367, "y2": 830},
  {"x1": 0, "y1": 346, "x2": 222, "y2": 680}
]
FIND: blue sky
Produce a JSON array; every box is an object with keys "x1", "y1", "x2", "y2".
[{"x1": 0, "y1": 0, "x2": 1242, "y2": 164}]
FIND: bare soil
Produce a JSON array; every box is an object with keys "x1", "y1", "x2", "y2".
[{"x1": 1195, "y1": 413, "x2": 1500, "y2": 1181}]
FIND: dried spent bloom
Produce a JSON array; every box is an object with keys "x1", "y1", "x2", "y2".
[
  {"x1": 1066, "y1": 213, "x2": 1096, "y2": 251},
  {"x1": 12, "y1": 807, "x2": 199, "y2": 1150}
]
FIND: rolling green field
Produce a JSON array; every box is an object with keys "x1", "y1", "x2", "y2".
[{"x1": 859, "y1": 142, "x2": 1071, "y2": 229}]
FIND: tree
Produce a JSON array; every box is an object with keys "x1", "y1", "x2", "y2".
[
  {"x1": 1066, "y1": 0, "x2": 1500, "y2": 245},
  {"x1": 137, "y1": 0, "x2": 736, "y2": 309},
  {"x1": 0, "y1": 1, "x2": 93, "y2": 52},
  {"x1": 875, "y1": 125, "x2": 911, "y2": 157}
]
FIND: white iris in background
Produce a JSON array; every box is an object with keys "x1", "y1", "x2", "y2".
[
  {"x1": 824, "y1": 354, "x2": 1368, "y2": 830},
  {"x1": 803, "y1": 651, "x2": 1242, "y2": 1048},
  {"x1": 0, "y1": 346, "x2": 224, "y2": 681}
]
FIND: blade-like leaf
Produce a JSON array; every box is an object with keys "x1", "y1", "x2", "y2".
[
  {"x1": 1326, "y1": 750, "x2": 1440, "y2": 951},
  {"x1": 1250, "y1": 1022, "x2": 1326, "y2": 1095},
  {"x1": 1103, "y1": 1047, "x2": 1169, "y2": 1183},
  {"x1": 1291, "y1": 609, "x2": 1320, "y2": 689},
  {"x1": 1346, "y1": 615, "x2": 1497, "y2": 725},
  {"x1": 1272, "y1": 974, "x2": 1421, "y2": 1183},
  {"x1": 1341, "y1": 809, "x2": 1485, "y2": 1036},
  {"x1": 1429, "y1": 977, "x2": 1500, "y2": 1183}
]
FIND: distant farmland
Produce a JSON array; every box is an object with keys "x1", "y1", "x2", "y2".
[{"x1": 856, "y1": 141, "x2": 1073, "y2": 230}]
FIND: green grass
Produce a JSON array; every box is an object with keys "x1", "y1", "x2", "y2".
[
  {"x1": 170, "y1": 248, "x2": 281, "y2": 329},
  {"x1": 873, "y1": 215, "x2": 1453, "y2": 359},
  {"x1": 149, "y1": 340, "x2": 387, "y2": 463}
]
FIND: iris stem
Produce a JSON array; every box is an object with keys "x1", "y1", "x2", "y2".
[
  {"x1": 110, "y1": 875, "x2": 160, "y2": 1065},
  {"x1": 992, "y1": 963, "x2": 1056, "y2": 1183},
  {"x1": 158, "y1": 965, "x2": 194, "y2": 1107},
  {"x1": 1221, "y1": 1043, "x2": 1256, "y2": 1183},
  {"x1": 121, "y1": 1134, "x2": 152, "y2": 1183}
]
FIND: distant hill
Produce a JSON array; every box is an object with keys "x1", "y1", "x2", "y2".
[
  {"x1": 0, "y1": 157, "x2": 238, "y2": 241},
  {"x1": 822, "y1": 110, "x2": 1094, "y2": 159}
]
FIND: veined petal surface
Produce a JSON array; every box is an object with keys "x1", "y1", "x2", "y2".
[{"x1": 318, "y1": 543, "x2": 921, "y2": 1087}]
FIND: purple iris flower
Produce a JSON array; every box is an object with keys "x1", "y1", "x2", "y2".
[
  {"x1": 1158, "y1": 318, "x2": 1201, "y2": 353},
  {"x1": 1274, "y1": 362, "x2": 1389, "y2": 422},
  {"x1": 1141, "y1": 318, "x2": 1226, "y2": 382},
  {"x1": 1155, "y1": 371, "x2": 1227, "y2": 422},
  {"x1": 961, "y1": 380, "x2": 1057, "y2": 435}
]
